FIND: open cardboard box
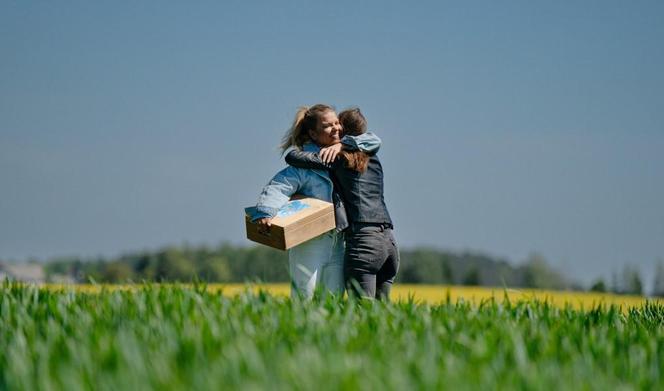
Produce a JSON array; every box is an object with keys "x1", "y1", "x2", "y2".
[{"x1": 244, "y1": 197, "x2": 335, "y2": 250}]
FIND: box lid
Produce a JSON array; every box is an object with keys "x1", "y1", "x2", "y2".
[{"x1": 245, "y1": 198, "x2": 333, "y2": 228}]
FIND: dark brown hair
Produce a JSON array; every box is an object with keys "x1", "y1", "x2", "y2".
[
  {"x1": 339, "y1": 108, "x2": 370, "y2": 172},
  {"x1": 280, "y1": 104, "x2": 335, "y2": 153}
]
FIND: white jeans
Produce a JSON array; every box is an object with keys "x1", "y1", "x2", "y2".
[{"x1": 288, "y1": 230, "x2": 344, "y2": 299}]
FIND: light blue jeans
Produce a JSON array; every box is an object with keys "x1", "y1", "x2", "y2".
[{"x1": 288, "y1": 230, "x2": 344, "y2": 299}]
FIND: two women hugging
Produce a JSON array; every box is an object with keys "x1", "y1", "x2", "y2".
[{"x1": 248, "y1": 104, "x2": 399, "y2": 300}]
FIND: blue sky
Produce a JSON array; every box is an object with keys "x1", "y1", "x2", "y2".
[{"x1": 1, "y1": 1, "x2": 663, "y2": 287}]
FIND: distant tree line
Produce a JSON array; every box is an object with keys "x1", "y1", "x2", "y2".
[
  {"x1": 43, "y1": 243, "x2": 570, "y2": 288},
  {"x1": 589, "y1": 263, "x2": 664, "y2": 296},
  {"x1": 41, "y1": 243, "x2": 663, "y2": 295},
  {"x1": 45, "y1": 244, "x2": 291, "y2": 285}
]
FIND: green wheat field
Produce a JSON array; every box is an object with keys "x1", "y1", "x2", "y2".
[{"x1": 1, "y1": 282, "x2": 663, "y2": 390}]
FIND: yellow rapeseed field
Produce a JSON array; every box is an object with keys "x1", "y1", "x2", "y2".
[{"x1": 44, "y1": 283, "x2": 662, "y2": 310}]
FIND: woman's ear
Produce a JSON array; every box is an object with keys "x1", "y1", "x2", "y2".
[{"x1": 308, "y1": 128, "x2": 317, "y2": 142}]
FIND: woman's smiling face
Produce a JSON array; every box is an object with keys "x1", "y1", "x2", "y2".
[{"x1": 309, "y1": 110, "x2": 342, "y2": 147}]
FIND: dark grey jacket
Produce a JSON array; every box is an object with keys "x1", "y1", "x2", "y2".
[{"x1": 285, "y1": 150, "x2": 393, "y2": 228}]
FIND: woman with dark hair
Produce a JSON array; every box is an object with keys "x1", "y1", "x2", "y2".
[
  {"x1": 248, "y1": 104, "x2": 381, "y2": 299},
  {"x1": 285, "y1": 108, "x2": 399, "y2": 300}
]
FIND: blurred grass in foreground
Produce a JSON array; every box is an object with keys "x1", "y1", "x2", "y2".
[{"x1": 2, "y1": 282, "x2": 663, "y2": 390}]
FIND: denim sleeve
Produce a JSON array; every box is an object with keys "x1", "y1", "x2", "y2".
[
  {"x1": 250, "y1": 166, "x2": 304, "y2": 221},
  {"x1": 341, "y1": 132, "x2": 381, "y2": 153}
]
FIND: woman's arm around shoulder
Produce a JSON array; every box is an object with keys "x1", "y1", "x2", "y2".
[
  {"x1": 284, "y1": 149, "x2": 329, "y2": 170},
  {"x1": 341, "y1": 132, "x2": 382, "y2": 154}
]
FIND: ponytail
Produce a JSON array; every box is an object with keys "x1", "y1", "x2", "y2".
[{"x1": 280, "y1": 106, "x2": 309, "y2": 153}]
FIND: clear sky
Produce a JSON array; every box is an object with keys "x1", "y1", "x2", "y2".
[{"x1": 1, "y1": 1, "x2": 663, "y2": 287}]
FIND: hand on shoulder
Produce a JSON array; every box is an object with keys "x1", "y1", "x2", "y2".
[{"x1": 319, "y1": 143, "x2": 343, "y2": 164}]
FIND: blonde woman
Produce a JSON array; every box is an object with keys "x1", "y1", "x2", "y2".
[{"x1": 248, "y1": 104, "x2": 380, "y2": 298}]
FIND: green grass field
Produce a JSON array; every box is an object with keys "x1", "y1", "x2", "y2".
[{"x1": 1, "y1": 282, "x2": 663, "y2": 390}]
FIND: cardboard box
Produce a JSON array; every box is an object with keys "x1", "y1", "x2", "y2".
[{"x1": 245, "y1": 197, "x2": 335, "y2": 250}]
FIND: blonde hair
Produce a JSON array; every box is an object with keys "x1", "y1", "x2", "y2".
[{"x1": 280, "y1": 104, "x2": 334, "y2": 153}]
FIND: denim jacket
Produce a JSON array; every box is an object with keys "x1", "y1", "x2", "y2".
[{"x1": 249, "y1": 133, "x2": 382, "y2": 222}]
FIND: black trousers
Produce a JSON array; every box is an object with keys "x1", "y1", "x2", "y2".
[{"x1": 344, "y1": 224, "x2": 400, "y2": 300}]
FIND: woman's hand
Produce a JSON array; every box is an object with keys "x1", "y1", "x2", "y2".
[
  {"x1": 319, "y1": 143, "x2": 343, "y2": 164},
  {"x1": 256, "y1": 217, "x2": 273, "y2": 235}
]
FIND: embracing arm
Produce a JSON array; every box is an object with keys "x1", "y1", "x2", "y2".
[
  {"x1": 284, "y1": 149, "x2": 329, "y2": 170},
  {"x1": 342, "y1": 132, "x2": 381, "y2": 154},
  {"x1": 286, "y1": 132, "x2": 383, "y2": 168}
]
